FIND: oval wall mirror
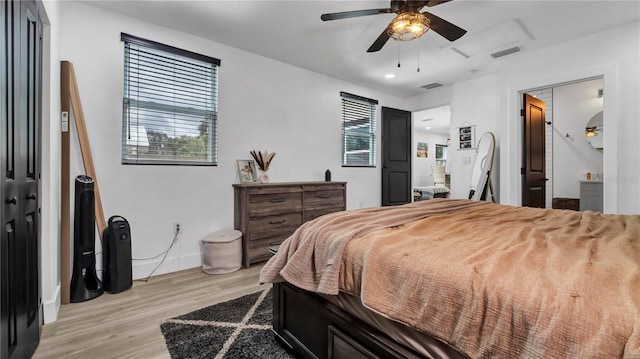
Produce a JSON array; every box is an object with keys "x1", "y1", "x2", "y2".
[{"x1": 585, "y1": 111, "x2": 603, "y2": 151}]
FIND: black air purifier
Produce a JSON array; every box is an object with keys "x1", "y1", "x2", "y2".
[
  {"x1": 70, "y1": 175, "x2": 104, "y2": 302},
  {"x1": 103, "y1": 215, "x2": 132, "y2": 293}
]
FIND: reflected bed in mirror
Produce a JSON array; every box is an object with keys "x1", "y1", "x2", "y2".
[{"x1": 585, "y1": 111, "x2": 603, "y2": 151}]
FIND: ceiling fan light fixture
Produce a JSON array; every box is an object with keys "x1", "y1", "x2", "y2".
[
  {"x1": 585, "y1": 127, "x2": 598, "y2": 137},
  {"x1": 388, "y1": 12, "x2": 430, "y2": 41}
]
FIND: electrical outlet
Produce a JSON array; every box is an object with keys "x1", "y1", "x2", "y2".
[{"x1": 173, "y1": 222, "x2": 182, "y2": 236}]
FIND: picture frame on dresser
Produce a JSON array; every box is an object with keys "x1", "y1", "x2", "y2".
[{"x1": 236, "y1": 159, "x2": 258, "y2": 183}]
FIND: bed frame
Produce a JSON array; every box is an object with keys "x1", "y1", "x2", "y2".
[{"x1": 272, "y1": 282, "x2": 424, "y2": 359}]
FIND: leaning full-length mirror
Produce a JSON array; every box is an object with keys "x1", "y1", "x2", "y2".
[{"x1": 469, "y1": 132, "x2": 496, "y2": 201}]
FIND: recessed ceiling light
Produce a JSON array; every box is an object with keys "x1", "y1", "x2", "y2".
[
  {"x1": 425, "y1": 126, "x2": 431, "y2": 130},
  {"x1": 385, "y1": 73, "x2": 395, "y2": 79}
]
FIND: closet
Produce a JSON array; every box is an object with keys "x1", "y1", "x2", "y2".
[{"x1": 1, "y1": 0, "x2": 42, "y2": 357}]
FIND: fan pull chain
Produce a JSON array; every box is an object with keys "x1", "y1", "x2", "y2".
[
  {"x1": 397, "y1": 43, "x2": 401, "y2": 68},
  {"x1": 417, "y1": 50, "x2": 420, "y2": 72}
]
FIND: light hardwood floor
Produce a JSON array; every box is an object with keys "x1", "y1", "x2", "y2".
[{"x1": 33, "y1": 265, "x2": 266, "y2": 359}]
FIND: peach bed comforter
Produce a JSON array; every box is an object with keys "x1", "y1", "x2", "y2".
[{"x1": 260, "y1": 199, "x2": 640, "y2": 358}]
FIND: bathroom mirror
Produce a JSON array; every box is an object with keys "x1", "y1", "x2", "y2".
[{"x1": 585, "y1": 111, "x2": 603, "y2": 151}]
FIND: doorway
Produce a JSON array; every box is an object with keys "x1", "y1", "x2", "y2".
[
  {"x1": 412, "y1": 105, "x2": 451, "y2": 201},
  {"x1": 521, "y1": 77, "x2": 604, "y2": 210},
  {"x1": 521, "y1": 94, "x2": 546, "y2": 208},
  {"x1": 381, "y1": 107, "x2": 412, "y2": 206}
]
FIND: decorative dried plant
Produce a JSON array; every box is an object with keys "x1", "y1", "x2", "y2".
[{"x1": 250, "y1": 150, "x2": 276, "y2": 172}]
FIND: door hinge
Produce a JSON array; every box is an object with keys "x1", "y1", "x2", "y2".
[
  {"x1": 521, "y1": 167, "x2": 525, "y2": 175},
  {"x1": 520, "y1": 109, "x2": 525, "y2": 116}
]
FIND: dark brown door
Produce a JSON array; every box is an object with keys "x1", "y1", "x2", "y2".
[
  {"x1": 381, "y1": 107, "x2": 411, "y2": 206},
  {"x1": 1, "y1": 0, "x2": 42, "y2": 357},
  {"x1": 522, "y1": 94, "x2": 546, "y2": 208}
]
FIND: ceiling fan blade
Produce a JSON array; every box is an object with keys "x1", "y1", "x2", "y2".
[
  {"x1": 367, "y1": 28, "x2": 391, "y2": 53},
  {"x1": 425, "y1": 1, "x2": 452, "y2": 7},
  {"x1": 321, "y1": 8, "x2": 393, "y2": 21},
  {"x1": 422, "y1": 10, "x2": 467, "y2": 41}
]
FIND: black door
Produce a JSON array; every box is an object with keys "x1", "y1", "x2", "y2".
[
  {"x1": 381, "y1": 107, "x2": 412, "y2": 206},
  {"x1": 1, "y1": 0, "x2": 42, "y2": 358},
  {"x1": 522, "y1": 93, "x2": 546, "y2": 208}
]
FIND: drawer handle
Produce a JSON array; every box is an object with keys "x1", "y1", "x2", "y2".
[
  {"x1": 270, "y1": 198, "x2": 285, "y2": 203},
  {"x1": 269, "y1": 219, "x2": 286, "y2": 225},
  {"x1": 318, "y1": 195, "x2": 331, "y2": 199}
]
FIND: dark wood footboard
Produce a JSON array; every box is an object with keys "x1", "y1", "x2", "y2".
[{"x1": 272, "y1": 282, "x2": 423, "y2": 359}]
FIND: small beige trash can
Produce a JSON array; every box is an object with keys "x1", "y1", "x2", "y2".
[{"x1": 201, "y1": 229, "x2": 242, "y2": 274}]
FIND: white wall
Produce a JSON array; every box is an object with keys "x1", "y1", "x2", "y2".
[
  {"x1": 412, "y1": 131, "x2": 449, "y2": 187},
  {"x1": 499, "y1": 21, "x2": 639, "y2": 214},
  {"x1": 39, "y1": 1, "x2": 411, "y2": 322},
  {"x1": 39, "y1": 0, "x2": 61, "y2": 324},
  {"x1": 450, "y1": 75, "x2": 500, "y2": 199},
  {"x1": 407, "y1": 77, "x2": 501, "y2": 200},
  {"x1": 552, "y1": 79, "x2": 604, "y2": 198},
  {"x1": 407, "y1": 21, "x2": 639, "y2": 213},
  {"x1": 411, "y1": 86, "x2": 453, "y2": 113}
]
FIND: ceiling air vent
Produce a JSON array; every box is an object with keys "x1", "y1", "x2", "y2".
[
  {"x1": 491, "y1": 46, "x2": 521, "y2": 59},
  {"x1": 421, "y1": 82, "x2": 443, "y2": 90}
]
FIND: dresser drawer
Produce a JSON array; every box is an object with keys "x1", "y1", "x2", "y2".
[
  {"x1": 249, "y1": 192, "x2": 302, "y2": 217},
  {"x1": 248, "y1": 212, "x2": 302, "y2": 239},
  {"x1": 304, "y1": 190, "x2": 345, "y2": 210},
  {"x1": 247, "y1": 235, "x2": 290, "y2": 264},
  {"x1": 304, "y1": 207, "x2": 344, "y2": 222},
  {"x1": 304, "y1": 184, "x2": 345, "y2": 192}
]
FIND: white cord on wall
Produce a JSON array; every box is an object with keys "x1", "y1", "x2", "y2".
[{"x1": 133, "y1": 228, "x2": 180, "y2": 282}]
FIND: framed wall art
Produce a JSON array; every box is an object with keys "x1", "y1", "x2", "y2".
[
  {"x1": 236, "y1": 159, "x2": 258, "y2": 183},
  {"x1": 417, "y1": 142, "x2": 428, "y2": 158},
  {"x1": 457, "y1": 124, "x2": 476, "y2": 150}
]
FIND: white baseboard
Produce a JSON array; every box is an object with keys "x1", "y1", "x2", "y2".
[
  {"x1": 41, "y1": 254, "x2": 201, "y2": 324},
  {"x1": 132, "y1": 253, "x2": 201, "y2": 280},
  {"x1": 43, "y1": 284, "x2": 61, "y2": 324}
]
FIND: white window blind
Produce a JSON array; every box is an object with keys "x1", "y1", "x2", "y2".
[
  {"x1": 121, "y1": 33, "x2": 220, "y2": 165},
  {"x1": 341, "y1": 92, "x2": 378, "y2": 167}
]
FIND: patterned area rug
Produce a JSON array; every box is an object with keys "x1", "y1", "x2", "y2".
[{"x1": 160, "y1": 288, "x2": 294, "y2": 359}]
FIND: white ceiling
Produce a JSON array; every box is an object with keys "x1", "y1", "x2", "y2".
[
  {"x1": 84, "y1": 0, "x2": 639, "y2": 98},
  {"x1": 414, "y1": 104, "x2": 451, "y2": 136}
]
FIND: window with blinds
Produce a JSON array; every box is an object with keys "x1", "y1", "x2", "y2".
[
  {"x1": 121, "y1": 33, "x2": 220, "y2": 165},
  {"x1": 341, "y1": 92, "x2": 378, "y2": 167}
]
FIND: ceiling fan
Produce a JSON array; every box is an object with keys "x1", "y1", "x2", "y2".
[{"x1": 321, "y1": 0, "x2": 467, "y2": 53}]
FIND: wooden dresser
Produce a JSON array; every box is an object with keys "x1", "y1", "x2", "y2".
[{"x1": 233, "y1": 181, "x2": 346, "y2": 268}]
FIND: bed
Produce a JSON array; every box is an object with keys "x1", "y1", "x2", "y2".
[
  {"x1": 413, "y1": 186, "x2": 450, "y2": 201},
  {"x1": 260, "y1": 199, "x2": 640, "y2": 359}
]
